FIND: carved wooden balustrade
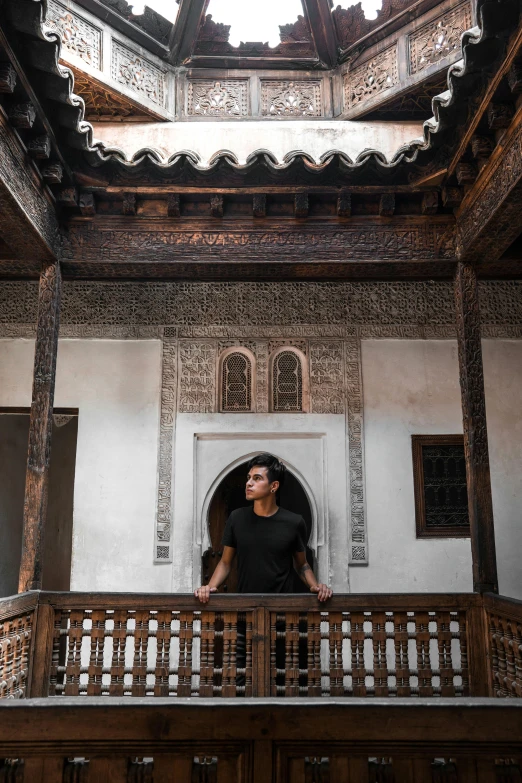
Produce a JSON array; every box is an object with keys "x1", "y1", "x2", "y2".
[
  {"x1": 1, "y1": 592, "x2": 522, "y2": 782},
  {"x1": 1, "y1": 591, "x2": 520, "y2": 701}
]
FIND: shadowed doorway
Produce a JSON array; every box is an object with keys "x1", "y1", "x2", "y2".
[{"x1": 203, "y1": 460, "x2": 314, "y2": 593}]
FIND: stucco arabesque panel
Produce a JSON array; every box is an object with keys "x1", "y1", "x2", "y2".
[{"x1": 1, "y1": 280, "x2": 521, "y2": 569}]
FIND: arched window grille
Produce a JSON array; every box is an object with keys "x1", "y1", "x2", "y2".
[
  {"x1": 272, "y1": 350, "x2": 303, "y2": 412},
  {"x1": 220, "y1": 350, "x2": 253, "y2": 411}
]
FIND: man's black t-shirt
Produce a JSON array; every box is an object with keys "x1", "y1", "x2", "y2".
[{"x1": 221, "y1": 506, "x2": 307, "y2": 593}]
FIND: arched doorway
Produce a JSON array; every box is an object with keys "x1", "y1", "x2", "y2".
[{"x1": 202, "y1": 460, "x2": 315, "y2": 593}]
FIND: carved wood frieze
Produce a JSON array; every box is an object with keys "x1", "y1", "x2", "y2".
[
  {"x1": 261, "y1": 80, "x2": 322, "y2": 117},
  {"x1": 344, "y1": 46, "x2": 399, "y2": 109},
  {"x1": 457, "y1": 118, "x2": 522, "y2": 262},
  {"x1": 187, "y1": 80, "x2": 248, "y2": 117},
  {"x1": 333, "y1": 0, "x2": 414, "y2": 51},
  {"x1": 0, "y1": 120, "x2": 59, "y2": 262},
  {"x1": 193, "y1": 13, "x2": 316, "y2": 59},
  {"x1": 62, "y1": 222, "x2": 455, "y2": 265},
  {"x1": 409, "y1": 2, "x2": 472, "y2": 75},
  {"x1": 46, "y1": 0, "x2": 102, "y2": 70},
  {"x1": 111, "y1": 40, "x2": 166, "y2": 106},
  {"x1": 70, "y1": 67, "x2": 158, "y2": 120}
]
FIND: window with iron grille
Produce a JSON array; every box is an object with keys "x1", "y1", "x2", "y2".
[
  {"x1": 272, "y1": 350, "x2": 303, "y2": 412},
  {"x1": 412, "y1": 434, "x2": 470, "y2": 538},
  {"x1": 221, "y1": 351, "x2": 252, "y2": 411}
]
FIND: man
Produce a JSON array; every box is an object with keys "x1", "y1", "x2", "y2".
[{"x1": 195, "y1": 453, "x2": 332, "y2": 602}]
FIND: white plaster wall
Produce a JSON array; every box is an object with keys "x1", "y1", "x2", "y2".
[
  {"x1": 482, "y1": 340, "x2": 522, "y2": 599},
  {"x1": 355, "y1": 339, "x2": 522, "y2": 597},
  {"x1": 92, "y1": 120, "x2": 424, "y2": 166},
  {"x1": 171, "y1": 414, "x2": 349, "y2": 593},
  {"x1": 0, "y1": 339, "x2": 165, "y2": 593}
]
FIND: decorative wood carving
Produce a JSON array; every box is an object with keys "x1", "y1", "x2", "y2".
[
  {"x1": 111, "y1": 41, "x2": 166, "y2": 107},
  {"x1": 0, "y1": 62, "x2": 16, "y2": 93},
  {"x1": 456, "y1": 162, "x2": 477, "y2": 186},
  {"x1": 343, "y1": 46, "x2": 398, "y2": 109},
  {"x1": 70, "y1": 67, "x2": 159, "y2": 121},
  {"x1": 252, "y1": 194, "x2": 266, "y2": 218},
  {"x1": 167, "y1": 194, "x2": 180, "y2": 218},
  {"x1": 333, "y1": 0, "x2": 413, "y2": 50},
  {"x1": 442, "y1": 186, "x2": 462, "y2": 208},
  {"x1": 0, "y1": 120, "x2": 60, "y2": 262},
  {"x1": 188, "y1": 80, "x2": 248, "y2": 117},
  {"x1": 454, "y1": 262, "x2": 497, "y2": 593},
  {"x1": 471, "y1": 135, "x2": 494, "y2": 169},
  {"x1": 345, "y1": 339, "x2": 367, "y2": 563},
  {"x1": 309, "y1": 342, "x2": 344, "y2": 414},
  {"x1": 337, "y1": 191, "x2": 351, "y2": 217},
  {"x1": 123, "y1": 193, "x2": 136, "y2": 215},
  {"x1": 457, "y1": 119, "x2": 522, "y2": 263},
  {"x1": 62, "y1": 221, "x2": 456, "y2": 266},
  {"x1": 507, "y1": 58, "x2": 522, "y2": 94},
  {"x1": 79, "y1": 193, "x2": 96, "y2": 216},
  {"x1": 46, "y1": 0, "x2": 102, "y2": 70},
  {"x1": 210, "y1": 195, "x2": 224, "y2": 218},
  {"x1": 261, "y1": 81, "x2": 322, "y2": 117},
  {"x1": 8, "y1": 102, "x2": 36, "y2": 129},
  {"x1": 41, "y1": 162, "x2": 63, "y2": 185},
  {"x1": 487, "y1": 103, "x2": 515, "y2": 130},
  {"x1": 421, "y1": 192, "x2": 438, "y2": 215},
  {"x1": 19, "y1": 260, "x2": 62, "y2": 593},
  {"x1": 194, "y1": 13, "x2": 315, "y2": 59},
  {"x1": 27, "y1": 135, "x2": 51, "y2": 160},
  {"x1": 294, "y1": 192, "x2": 309, "y2": 218},
  {"x1": 56, "y1": 188, "x2": 78, "y2": 206},
  {"x1": 409, "y1": 3, "x2": 472, "y2": 75},
  {"x1": 379, "y1": 193, "x2": 395, "y2": 217}
]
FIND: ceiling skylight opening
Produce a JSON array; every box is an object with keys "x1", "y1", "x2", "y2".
[
  {"x1": 335, "y1": 0, "x2": 384, "y2": 20},
  {"x1": 130, "y1": 1, "x2": 179, "y2": 23},
  {"x1": 205, "y1": 0, "x2": 305, "y2": 48}
]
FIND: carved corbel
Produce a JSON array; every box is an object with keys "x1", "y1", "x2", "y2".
[
  {"x1": 79, "y1": 192, "x2": 96, "y2": 216},
  {"x1": 421, "y1": 191, "x2": 438, "y2": 215},
  {"x1": 295, "y1": 191, "x2": 309, "y2": 218},
  {"x1": 0, "y1": 63, "x2": 17, "y2": 93},
  {"x1": 379, "y1": 193, "x2": 395, "y2": 217},
  {"x1": 337, "y1": 190, "x2": 351, "y2": 217},
  {"x1": 442, "y1": 186, "x2": 462, "y2": 209},
  {"x1": 8, "y1": 102, "x2": 36, "y2": 129},
  {"x1": 253, "y1": 194, "x2": 267, "y2": 218},
  {"x1": 41, "y1": 162, "x2": 63, "y2": 185},
  {"x1": 123, "y1": 193, "x2": 137, "y2": 216},
  {"x1": 27, "y1": 135, "x2": 51, "y2": 160},
  {"x1": 167, "y1": 194, "x2": 180, "y2": 218},
  {"x1": 210, "y1": 195, "x2": 224, "y2": 218},
  {"x1": 487, "y1": 102, "x2": 514, "y2": 130}
]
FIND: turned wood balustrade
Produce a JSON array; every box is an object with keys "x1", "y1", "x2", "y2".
[{"x1": 1, "y1": 591, "x2": 521, "y2": 702}]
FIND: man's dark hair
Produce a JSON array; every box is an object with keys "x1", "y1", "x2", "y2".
[{"x1": 247, "y1": 453, "x2": 286, "y2": 487}]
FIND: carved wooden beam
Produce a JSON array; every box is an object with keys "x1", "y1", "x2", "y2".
[
  {"x1": 302, "y1": 0, "x2": 338, "y2": 67},
  {"x1": 456, "y1": 110, "x2": 522, "y2": 264},
  {"x1": 454, "y1": 262, "x2": 498, "y2": 594},
  {"x1": 19, "y1": 259, "x2": 62, "y2": 593},
  {"x1": 0, "y1": 62, "x2": 16, "y2": 93},
  {"x1": 0, "y1": 115, "x2": 59, "y2": 262},
  {"x1": 167, "y1": 0, "x2": 207, "y2": 65}
]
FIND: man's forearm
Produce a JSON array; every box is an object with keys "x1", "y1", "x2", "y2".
[
  {"x1": 297, "y1": 563, "x2": 318, "y2": 589},
  {"x1": 208, "y1": 560, "x2": 231, "y2": 589}
]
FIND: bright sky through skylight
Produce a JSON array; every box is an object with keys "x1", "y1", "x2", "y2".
[{"x1": 130, "y1": 0, "x2": 385, "y2": 37}]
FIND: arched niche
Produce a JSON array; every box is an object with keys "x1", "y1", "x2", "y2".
[{"x1": 201, "y1": 456, "x2": 317, "y2": 593}]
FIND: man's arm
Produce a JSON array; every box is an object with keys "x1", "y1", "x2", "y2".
[
  {"x1": 195, "y1": 546, "x2": 236, "y2": 604},
  {"x1": 293, "y1": 551, "x2": 332, "y2": 602}
]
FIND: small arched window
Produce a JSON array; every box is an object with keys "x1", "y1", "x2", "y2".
[
  {"x1": 271, "y1": 349, "x2": 305, "y2": 412},
  {"x1": 220, "y1": 349, "x2": 254, "y2": 412}
]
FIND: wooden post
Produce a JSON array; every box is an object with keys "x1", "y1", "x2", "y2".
[
  {"x1": 454, "y1": 262, "x2": 498, "y2": 594},
  {"x1": 18, "y1": 260, "x2": 62, "y2": 593}
]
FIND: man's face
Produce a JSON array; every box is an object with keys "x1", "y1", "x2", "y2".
[{"x1": 245, "y1": 466, "x2": 278, "y2": 500}]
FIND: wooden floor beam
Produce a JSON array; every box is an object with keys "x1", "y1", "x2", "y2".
[
  {"x1": 454, "y1": 261, "x2": 498, "y2": 594},
  {"x1": 18, "y1": 259, "x2": 62, "y2": 593}
]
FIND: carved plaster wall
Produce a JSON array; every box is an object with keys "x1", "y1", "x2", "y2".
[{"x1": 1, "y1": 280, "x2": 521, "y2": 570}]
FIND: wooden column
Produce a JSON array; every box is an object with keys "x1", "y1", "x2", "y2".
[
  {"x1": 454, "y1": 262, "x2": 498, "y2": 594},
  {"x1": 18, "y1": 260, "x2": 62, "y2": 593}
]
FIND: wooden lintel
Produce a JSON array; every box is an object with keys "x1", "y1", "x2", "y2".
[
  {"x1": 302, "y1": 0, "x2": 338, "y2": 67},
  {"x1": 19, "y1": 259, "x2": 62, "y2": 593},
  {"x1": 0, "y1": 115, "x2": 59, "y2": 262},
  {"x1": 454, "y1": 262, "x2": 498, "y2": 594}
]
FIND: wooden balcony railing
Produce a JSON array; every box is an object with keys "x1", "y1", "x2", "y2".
[{"x1": 1, "y1": 590, "x2": 521, "y2": 701}]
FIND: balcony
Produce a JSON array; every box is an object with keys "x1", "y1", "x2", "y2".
[{"x1": 1, "y1": 590, "x2": 521, "y2": 781}]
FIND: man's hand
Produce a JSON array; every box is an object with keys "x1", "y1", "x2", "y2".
[
  {"x1": 310, "y1": 583, "x2": 332, "y2": 602},
  {"x1": 194, "y1": 585, "x2": 217, "y2": 604}
]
